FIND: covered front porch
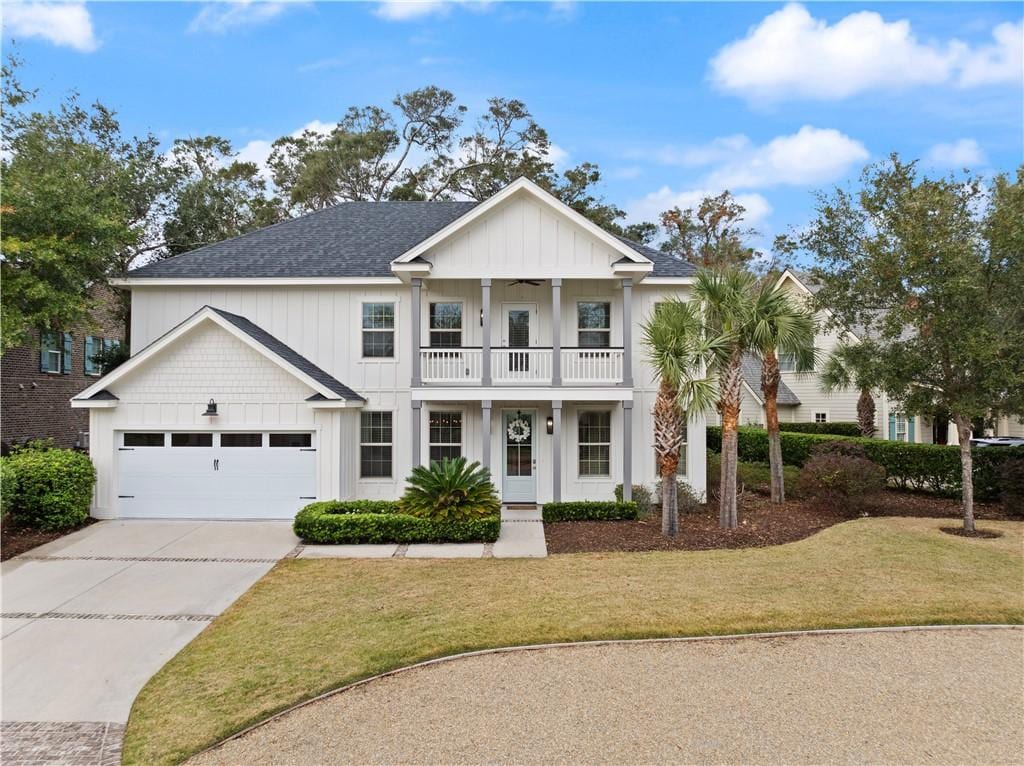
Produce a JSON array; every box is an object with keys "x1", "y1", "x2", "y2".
[{"x1": 410, "y1": 393, "x2": 635, "y2": 505}]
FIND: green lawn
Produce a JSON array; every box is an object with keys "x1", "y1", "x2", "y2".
[{"x1": 124, "y1": 517, "x2": 1024, "y2": 766}]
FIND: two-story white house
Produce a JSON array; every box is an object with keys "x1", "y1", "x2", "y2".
[{"x1": 73, "y1": 179, "x2": 707, "y2": 520}]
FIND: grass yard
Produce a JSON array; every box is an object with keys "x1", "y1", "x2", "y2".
[{"x1": 124, "y1": 517, "x2": 1024, "y2": 766}]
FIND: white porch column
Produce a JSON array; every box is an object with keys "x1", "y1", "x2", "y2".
[
  {"x1": 481, "y1": 400, "x2": 493, "y2": 475},
  {"x1": 411, "y1": 278, "x2": 422, "y2": 387},
  {"x1": 551, "y1": 278, "x2": 562, "y2": 387},
  {"x1": 621, "y1": 278, "x2": 633, "y2": 387},
  {"x1": 552, "y1": 400, "x2": 562, "y2": 502},
  {"x1": 411, "y1": 400, "x2": 422, "y2": 468},
  {"x1": 622, "y1": 400, "x2": 633, "y2": 501},
  {"x1": 481, "y1": 278, "x2": 492, "y2": 387}
]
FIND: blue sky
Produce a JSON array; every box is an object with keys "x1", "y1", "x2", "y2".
[{"x1": 5, "y1": 1, "x2": 1023, "y2": 253}]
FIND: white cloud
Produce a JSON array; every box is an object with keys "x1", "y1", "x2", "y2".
[
  {"x1": 236, "y1": 119, "x2": 335, "y2": 181},
  {"x1": 643, "y1": 126, "x2": 868, "y2": 190},
  {"x1": 374, "y1": 1, "x2": 449, "y2": 21},
  {"x1": 546, "y1": 142, "x2": 569, "y2": 170},
  {"x1": 626, "y1": 186, "x2": 773, "y2": 227},
  {"x1": 925, "y1": 138, "x2": 986, "y2": 168},
  {"x1": 709, "y1": 3, "x2": 1023, "y2": 102},
  {"x1": 2, "y1": 1, "x2": 98, "y2": 52},
  {"x1": 611, "y1": 166, "x2": 643, "y2": 181},
  {"x1": 188, "y1": 1, "x2": 305, "y2": 34}
]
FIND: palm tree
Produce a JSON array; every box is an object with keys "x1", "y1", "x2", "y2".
[
  {"x1": 749, "y1": 282, "x2": 817, "y2": 504},
  {"x1": 820, "y1": 343, "x2": 879, "y2": 437},
  {"x1": 692, "y1": 267, "x2": 759, "y2": 529},
  {"x1": 641, "y1": 298, "x2": 718, "y2": 536}
]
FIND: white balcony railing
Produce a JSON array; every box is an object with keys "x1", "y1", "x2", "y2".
[
  {"x1": 562, "y1": 348, "x2": 624, "y2": 384},
  {"x1": 492, "y1": 348, "x2": 553, "y2": 384},
  {"x1": 420, "y1": 348, "x2": 483, "y2": 383},
  {"x1": 418, "y1": 347, "x2": 624, "y2": 385}
]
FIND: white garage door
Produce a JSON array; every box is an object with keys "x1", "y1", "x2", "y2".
[{"x1": 116, "y1": 431, "x2": 316, "y2": 519}]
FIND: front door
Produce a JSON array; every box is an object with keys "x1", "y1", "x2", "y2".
[
  {"x1": 502, "y1": 303, "x2": 536, "y2": 373},
  {"x1": 502, "y1": 410, "x2": 536, "y2": 503}
]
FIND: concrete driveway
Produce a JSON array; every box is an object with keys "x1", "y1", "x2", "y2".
[{"x1": 1, "y1": 520, "x2": 298, "y2": 765}]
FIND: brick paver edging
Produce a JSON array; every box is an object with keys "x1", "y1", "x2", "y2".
[
  {"x1": 193, "y1": 623, "x2": 1022, "y2": 760},
  {"x1": 1, "y1": 721, "x2": 126, "y2": 766}
]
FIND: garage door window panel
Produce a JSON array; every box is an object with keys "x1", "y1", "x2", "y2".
[
  {"x1": 124, "y1": 433, "x2": 165, "y2": 447},
  {"x1": 221, "y1": 433, "x2": 263, "y2": 448},
  {"x1": 171, "y1": 433, "x2": 213, "y2": 447},
  {"x1": 269, "y1": 433, "x2": 312, "y2": 448}
]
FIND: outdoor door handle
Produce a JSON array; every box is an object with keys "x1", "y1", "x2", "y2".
[{"x1": 214, "y1": 459, "x2": 219, "y2": 471}]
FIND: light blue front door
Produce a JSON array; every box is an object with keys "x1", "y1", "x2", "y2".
[{"x1": 502, "y1": 410, "x2": 536, "y2": 503}]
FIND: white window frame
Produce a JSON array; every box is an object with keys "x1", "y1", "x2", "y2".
[
  {"x1": 677, "y1": 417, "x2": 688, "y2": 476},
  {"x1": 576, "y1": 301, "x2": 611, "y2": 349},
  {"x1": 361, "y1": 302, "x2": 396, "y2": 359},
  {"x1": 428, "y1": 301, "x2": 463, "y2": 349},
  {"x1": 428, "y1": 410, "x2": 463, "y2": 465},
  {"x1": 814, "y1": 412, "x2": 829, "y2": 424},
  {"x1": 778, "y1": 352, "x2": 797, "y2": 373},
  {"x1": 359, "y1": 411, "x2": 394, "y2": 479},
  {"x1": 894, "y1": 413, "x2": 909, "y2": 442},
  {"x1": 578, "y1": 409, "x2": 612, "y2": 477},
  {"x1": 40, "y1": 330, "x2": 63, "y2": 374}
]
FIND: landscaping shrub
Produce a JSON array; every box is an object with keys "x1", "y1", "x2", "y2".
[
  {"x1": 614, "y1": 484, "x2": 654, "y2": 516},
  {"x1": 3, "y1": 445, "x2": 96, "y2": 531},
  {"x1": 293, "y1": 500, "x2": 500, "y2": 544},
  {"x1": 399, "y1": 458, "x2": 501, "y2": 522},
  {"x1": 779, "y1": 422, "x2": 863, "y2": 437},
  {"x1": 706, "y1": 425, "x2": 1024, "y2": 501},
  {"x1": 542, "y1": 501, "x2": 640, "y2": 522},
  {"x1": 798, "y1": 447, "x2": 887, "y2": 514},
  {"x1": 997, "y1": 459, "x2": 1024, "y2": 516},
  {"x1": 707, "y1": 452, "x2": 800, "y2": 498},
  {"x1": 1, "y1": 457, "x2": 17, "y2": 516}
]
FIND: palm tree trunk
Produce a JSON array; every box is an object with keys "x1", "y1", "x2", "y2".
[
  {"x1": 857, "y1": 388, "x2": 876, "y2": 437},
  {"x1": 719, "y1": 351, "x2": 743, "y2": 529},
  {"x1": 761, "y1": 352, "x2": 784, "y2": 504},
  {"x1": 955, "y1": 415, "x2": 975, "y2": 532},
  {"x1": 653, "y1": 379, "x2": 681, "y2": 537}
]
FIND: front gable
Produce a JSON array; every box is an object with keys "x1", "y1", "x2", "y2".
[{"x1": 393, "y1": 178, "x2": 651, "y2": 280}]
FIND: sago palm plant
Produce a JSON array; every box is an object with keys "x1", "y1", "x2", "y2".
[
  {"x1": 399, "y1": 457, "x2": 501, "y2": 522},
  {"x1": 642, "y1": 297, "x2": 719, "y2": 537},
  {"x1": 749, "y1": 280, "x2": 817, "y2": 504}
]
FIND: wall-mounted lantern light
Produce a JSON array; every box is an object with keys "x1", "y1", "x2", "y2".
[
  {"x1": 203, "y1": 399, "x2": 218, "y2": 417},
  {"x1": 480, "y1": 308, "x2": 484, "y2": 327},
  {"x1": 546, "y1": 416, "x2": 554, "y2": 435}
]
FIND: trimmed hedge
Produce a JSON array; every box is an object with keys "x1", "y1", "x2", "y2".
[
  {"x1": 542, "y1": 501, "x2": 640, "y2": 522},
  {"x1": 707, "y1": 426, "x2": 1024, "y2": 501},
  {"x1": 293, "y1": 500, "x2": 500, "y2": 544},
  {"x1": 779, "y1": 422, "x2": 863, "y2": 437},
  {"x1": 3, "y1": 446, "x2": 96, "y2": 531}
]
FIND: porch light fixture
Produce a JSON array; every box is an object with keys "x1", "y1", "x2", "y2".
[
  {"x1": 203, "y1": 399, "x2": 218, "y2": 417},
  {"x1": 480, "y1": 308, "x2": 484, "y2": 327},
  {"x1": 546, "y1": 416, "x2": 554, "y2": 434}
]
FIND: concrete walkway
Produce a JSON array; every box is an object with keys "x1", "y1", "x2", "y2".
[
  {"x1": 297, "y1": 506, "x2": 547, "y2": 559},
  {"x1": 191, "y1": 627, "x2": 1024, "y2": 766},
  {"x1": 1, "y1": 520, "x2": 299, "y2": 765}
]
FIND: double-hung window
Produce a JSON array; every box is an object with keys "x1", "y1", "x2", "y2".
[
  {"x1": 429, "y1": 411, "x2": 462, "y2": 464},
  {"x1": 429, "y1": 303, "x2": 462, "y2": 348},
  {"x1": 577, "y1": 302, "x2": 611, "y2": 348},
  {"x1": 40, "y1": 331, "x2": 71, "y2": 374},
  {"x1": 362, "y1": 303, "x2": 395, "y2": 358},
  {"x1": 578, "y1": 410, "x2": 611, "y2": 477},
  {"x1": 85, "y1": 336, "x2": 119, "y2": 376},
  {"x1": 894, "y1": 413, "x2": 908, "y2": 442},
  {"x1": 778, "y1": 352, "x2": 797, "y2": 372},
  {"x1": 360, "y1": 412, "x2": 393, "y2": 478}
]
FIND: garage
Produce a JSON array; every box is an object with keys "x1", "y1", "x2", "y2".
[{"x1": 116, "y1": 430, "x2": 317, "y2": 519}]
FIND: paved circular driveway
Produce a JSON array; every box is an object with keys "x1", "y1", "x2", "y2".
[{"x1": 193, "y1": 627, "x2": 1023, "y2": 765}]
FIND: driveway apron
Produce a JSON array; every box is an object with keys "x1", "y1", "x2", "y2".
[{"x1": 1, "y1": 520, "x2": 298, "y2": 766}]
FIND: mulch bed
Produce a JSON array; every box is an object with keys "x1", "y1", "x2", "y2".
[
  {"x1": 1, "y1": 515, "x2": 96, "y2": 561},
  {"x1": 544, "y1": 491, "x2": 1011, "y2": 554}
]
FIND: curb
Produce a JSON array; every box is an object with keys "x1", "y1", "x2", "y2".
[{"x1": 192, "y1": 623, "x2": 1021, "y2": 758}]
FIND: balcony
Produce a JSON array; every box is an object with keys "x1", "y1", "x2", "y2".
[{"x1": 419, "y1": 348, "x2": 624, "y2": 386}]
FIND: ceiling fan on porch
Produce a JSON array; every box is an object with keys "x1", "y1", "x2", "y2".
[{"x1": 507, "y1": 279, "x2": 543, "y2": 286}]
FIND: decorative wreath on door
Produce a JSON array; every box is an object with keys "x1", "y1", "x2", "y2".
[{"x1": 507, "y1": 417, "x2": 531, "y2": 443}]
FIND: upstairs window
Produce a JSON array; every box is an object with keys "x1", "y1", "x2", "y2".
[
  {"x1": 577, "y1": 302, "x2": 611, "y2": 348},
  {"x1": 40, "y1": 331, "x2": 72, "y2": 374},
  {"x1": 85, "y1": 336, "x2": 119, "y2": 376},
  {"x1": 778, "y1": 352, "x2": 797, "y2": 372},
  {"x1": 362, "y1": 303, "x2": 395, "y2": 358},
  {"x1": 429, "y1": 303, "x2": 462, "y2": 348}
]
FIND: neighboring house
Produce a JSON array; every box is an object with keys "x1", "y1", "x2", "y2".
[
  {"x1": 73, "y1": 178, "x2": 706, "y2": 520},
  {"x1": 1, "y1": 284, "x2": 123, "y2": 452}
]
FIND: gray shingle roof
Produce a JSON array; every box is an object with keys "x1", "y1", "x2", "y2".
[
  {"x1": 128, "y1": 201, "x2": 695, "y2": 280},
  {"x1": 207, "y1": 307, "x2": 364, "y2": 402},
  {"x1": 741, "y1": 353, "x2": 801, "y2": 406},
  {"x1": 84, "y1": 389, "x2": 119, "y2": 401}
]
